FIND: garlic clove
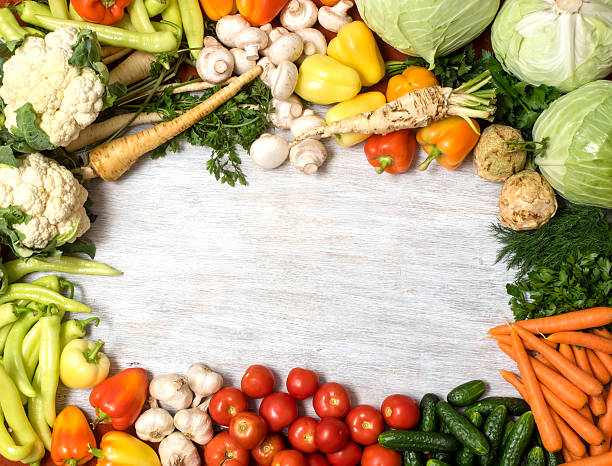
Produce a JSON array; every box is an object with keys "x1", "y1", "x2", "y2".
[
  {"x1": 150, "y1": 374, "x2": 194, "y2": 410},
  {"x1": 159, "y1": 432, "x2": 201, "y2": 466},
  {"x1": 187, "y1": 364, "x2": 223, "y2": 398},
  {"x1": 135, "y1": 406, "x2": 175, "y2": 442}
]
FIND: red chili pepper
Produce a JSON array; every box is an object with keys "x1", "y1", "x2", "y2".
[
  {"x1": 364, "y1": 129, "x2": 416, "y2": 174},
  {"x1": 235, "y1": 0, "x2": 289, "y2": 26},
  {"x1": 71, "y1": 0, "x2": 132, "y2": 25},
  {"x1": 51, "y1": 405, "x2": 97, "y2": 466},
  {"x1": 90, "y1": 368, "x2": 148, "y2": 430}
]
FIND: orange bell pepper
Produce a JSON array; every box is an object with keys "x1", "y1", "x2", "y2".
[
  {"x1": 416, "y1": 116, "x2": 480, "y2": 171},
  {"x1": 236, "y1": 0, "x2": 289, "y2": 25},
  {"x1": 51, "y1": 405, "x2": 97, "y2": 466},
  {"x1": 90, "y1": 431, "x2": 160, "y2": 466},
  {"x1": 199, "y1": 0, "x2": 236, "y2": 20},
  {"x1": 386, "y1": 66, "x2": 439, "y2": 102},
  {"x1": 71, "y1": 0, "x2": 132, "y2": 25},
  {"x1": 319, "y1": 0, "x2": 339, "y2": 5}
]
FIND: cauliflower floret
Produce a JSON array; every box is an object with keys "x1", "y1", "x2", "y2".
[
  {"x1": 1, "y1": 153, "x2": 91, "y2": 249},
  {"x1": 0, "y1": 27, "x2": 105, "y2": 147}
]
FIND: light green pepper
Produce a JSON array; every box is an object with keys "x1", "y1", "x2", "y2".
[
  {"x1": 39, "y1": 310, "x2": 62, "y2": 427},
  {"x1": 4, "y1": 310, "x2": 41, "y2": 398},
  {"x1": 0, "y1": 283, "x2": 92, "y2": 314},
  {"x1": 0, "y1": 324, "x2": 12, "y2": 354},
  {"x1": 60, "y1": 316, "x2": 100, "y2": 350},
  {"x1": 0, "y1": 303, "x2": 28, "y2": 328},
  {"x1": 28, "y1": 366, "x2": 52, "y2": 451},
  {"x1": 0, "y1": 405, "x2": 34, "y2": 462},
  {"x1": 0, "y1": 8, "x2": 29, "y2": 41},
  {"x1": 129, "y1": 0, "x2": 156, "y2": 33},
  {"x1": 4, "y1": 255, "x2": 121, "y2": 283}
]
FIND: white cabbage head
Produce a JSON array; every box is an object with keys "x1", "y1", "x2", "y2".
[
  {"x1": 492, "y1": 0, "x2": 612, "y2": 92},
  {"x1": 355, "y1": 0, "x2": 500, "y2": 66}
]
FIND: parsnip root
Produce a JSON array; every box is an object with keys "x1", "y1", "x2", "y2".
[
  {"x1": 109, "y1": 50, "x2": 158, "y2": 85},
  {"x1": 87, "y1": 66, "x2": 263, "y2": 182},
  {"x1": 103, "y1": 48, "x2": 133, "y2": 65},
  {"x1": 101, "y1": 46, "x2": 127, "y2": 57}
]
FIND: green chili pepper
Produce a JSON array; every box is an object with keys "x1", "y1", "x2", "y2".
[
  {"x1": 4, "y1": 256, "x2": 121, "y2": 283},
  {"x1": 28, "y1": 366, "x2": 52, "y2": 451},
  {"x1": 176, "y1": 0, "x2": 203, "y2": 58},
  {"x1": 0, "y1": 303, "x2": 28, "y2": 328},
  {"x1": 60, "y1": 317, "x2": 100, "y2": 350},
  {"x1": 0, "y1": 363, "x2": 45, "y2": 465},
  {"x1": 0, "y1": 324, "x2": 12, "y2": 354},
  {"x1": 39, "y1": 309, "x2": 62, "y2": 427},
  {"x1": 5, "y1": 310, "x2": 41, "y2": 398},
  {"x1": 0, "y1": 8, "x2": 29, "y2": 41},
  {"x1": 0, "y1": 405, "x2": 35, "y2": 462},
  {"x1": 0, "y1": 283, "x2": 92, "y2": 314},
  {"x1": 129, "y1": 0, "x2": 156, "y2": 33}
]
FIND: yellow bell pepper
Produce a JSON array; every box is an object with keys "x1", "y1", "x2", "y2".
[
  {"x1": 327, "y1": 21, "x2": 385, "y2": 87},
  {"x1": 91, "y1": 431, "x2": 160, "y2": 466},
  {"x1": 59, "y1": 339, "x2": 110, "y2": 389},
  {"x1": 295, "y1": 54, "x2": 361, "y2": 105},
  {"x1": 326, "y1": 92, "x2": 387, "y2": 147}
]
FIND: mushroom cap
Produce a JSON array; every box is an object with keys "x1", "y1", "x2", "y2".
[
  {"x1": 267, "y1": 33, "x2": 304, "y2": 65},
  {"x1": 215, "y1": 14, "x2": 251, "y2": 48},
  {"x1": 250, "y1": 133, "x2": 290, "y2": 169},
  {"x1": 474, "y1": 124, "x2": 527, "y2": 183},
  {"x1": 280, "y1": 0, "x2": 319, "y2": 31},
  {"x1": 271, "y1": 61, "x2": 299, "y2": 101}
]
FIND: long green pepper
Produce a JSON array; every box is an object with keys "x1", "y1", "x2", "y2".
[
  {"x1": 0, "y1": 405, "x2": 34, "y2": 462},
  {"x1": 176, "y1": 0, "x2": 203, "y2": 58},
  {"x1": 0, "y1": 8, "x2": 29, "y2": 41},
  {"x1": 28, "y1": 366, "x2": 52, "y2": 451},
  {"x1": 4, "y1": 310, "x2": 41, "y2": 398},
  {"x1": 0, "y1": 303, "x2": 28, "y2": 328},
  {"x1": 39, "y1": 310, "x2": 61, "y2": 427},
  {"x1": 4, "y1": 256, "x2": 121, "y2": 283},
  {"x1": 0, "y1": 324, "x2": 11, "y2": 354},
  {"x1": 0, "y1": 283, "x2": 92, "y2": 313},
  {"x1": 60, "y1": 317, "x2": 100, "y2": 350}
]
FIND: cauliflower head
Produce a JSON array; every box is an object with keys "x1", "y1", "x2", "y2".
[
  {"x1": 0, "y1": 153, "x2": 90, "y2": 249},
  {"x1": 0, "y1": 27, "x2": 105, "y2": 147}
]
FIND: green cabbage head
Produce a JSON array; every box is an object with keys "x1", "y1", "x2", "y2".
[
  {"x1": 355, "y1": 0, "x2": 499, "y2": 66},
  {"x1": 492, "y1": 0, "x2": 612, "y2": 92},
  {"x1": 533, "y1": 80, "x2": 612, "y2": 208}
]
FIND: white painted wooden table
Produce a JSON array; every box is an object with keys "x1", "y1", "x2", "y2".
[{"x1": 51, "y1": 118, "x2": 519, "y2": 412}]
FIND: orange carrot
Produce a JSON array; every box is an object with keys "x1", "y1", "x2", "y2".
[
  {"x1": 511, "y1": 328, "x2": 562, "y2": 452},
  {"x1": 590, "y1": 390, "x2": 612, "y2": 456},
  {"x1": 488, "y1": 308, "x2": 612, "y2": 336},
  {"x1": 492, "y1": 333, "x2": 558, "y2": 350},
  {"x1": 498, "y1": 342, "x2": 587, "y2": 409},
  {"x1": 573, "y1": 346, "x2": 607, "y2": 417},
  {"x1": 533, "y1": 351, "x2": 557, "y2": 370},
  {"x1": 578, "y1": 405, "x2": 594, "y2": 423},
  {"x1": 558, "y1": 451, "x2": 612, "y2": 465},
  {"x1": 587, "y1": 349, "x2": 611, "y2": 385},
  {"x1": 591, "y1": 328, "x2": 612, "y2": 340},
  {"x1": 549, "y1": 333, "x2": 612, "y2": 354},
  {"x1": 560, "y1": 343, "x2": 577, "y2": 363},
  {"x1": 561, "y1": 447, "x2": 575, "y2": 463},
  {"x1": 594, "y1": 350, "x2": 612, "y2": 378},
  {"x1": 512, "y1": 325, "x2": 604, "y2": 396}
]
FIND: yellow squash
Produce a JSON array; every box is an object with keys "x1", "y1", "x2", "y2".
[
  {"x1": 295, "y1": 54, "x2": 361, "y2": 105},
  {"x1": 326, "y1": 92, "x2": 387, "y2": 147}
]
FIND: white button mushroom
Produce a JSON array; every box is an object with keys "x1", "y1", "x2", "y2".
[
  {"x1": 235, "y1": 27, "x2": 269, "y2": 61},
  {"x1": 295, "y1": 28, "x2": 327, "y2": 63},
  {"x1": 270, "y1": 61, "x2": 299, "y2": 101},
  {"x1": 215, "y1": 14, "x2": 251, "y2": 48},
  {"x1": 290, "y1": 138, "x2": 328, "y2": 174},
  {"x1": 159, "y1": 432, "x2": 201, "y2": 466},
  {"x1": 149, "y1": 374, "x2": 194, "y2": 410},
  {"x1": 250, "y1": 133, "x2": 290, "y2": 169},
  {"x1": 257, "y1": 57, "x2": 277, "y2": 88},
  {"x1": 196, "y1": 37, "x2": 235, "y2": 84},
  {"x1": 266, "y1": 33, "x2": 304, "y2": 65},
  {"x1": 269, "y1": 95, "x2": 304, "y2": 129},
  {"x1": 318, "y1": 0, "x2": 353, "y2": 33},
  {"x1": 280, "y1": 0, "x2": 318, "y2": 31},
  {"x1": 230, "y1": 48, "x2": 257, "y2": 75},
  {"x1": 290, "y1": 110, "x2": 326, "y2": 139}
]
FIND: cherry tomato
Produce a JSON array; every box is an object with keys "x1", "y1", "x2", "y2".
[
  {"x1": 314, "y1": 417, "x2": 349, "y2": 454},
  {"x1": 259, "y1": 392, "x2": 298, "y2": 431},
  {"x1": 345, "y1": 405, "x2": 384, "y2": 445},
  {"x1": 229, "y1": 412, "x2": 268, "y2": 450},
  {"x1": 209, "y1": 387, "x2": 248, "y2": 426},
  {"x1": 286, "y1": 368, "x2": 319, "y2": 400},
  {"x1": 360, "y1": 444, "x2": 401, "y2": 466},
  {"x1": 313, "y1": 383, "x2": 351, "y2": 419},
  {"x1": 252, "y1": 433, "x2": 285, "y2": 466},
  {"x1": 307, "y1": 453, "x2": 331, "y2": 466},
  {"x1": 204, "y1": 431, "x2": 249, "y2": 466},
  {"x1": 288, "y1": 416, "x2": 318, "y2": 453},
  {"x1": 271, "y1": 450, "x2": 308, "y2": 466},
  {"x1": 326, "y1": 441, "x2": 362, "y2": 466},
  {"x1": 242, "y1": 364, "x2": 275, "y2": 399},
  {"x1": 380, "y1": 394, "x2": 420, "y2": 429}
]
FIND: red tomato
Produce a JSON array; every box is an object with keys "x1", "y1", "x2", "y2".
[
  {"x1": 252, "y1": 433, "x2": 285, "y2": 466},
  {"x1": 345, "y1": 405, "x2": 384, "y2": 445},
  {"x1": 380, "y1": 394, "x2": 420, "y2": 429},
  {"x1": 288, "y1": 416, "x2": 318, "y2": 453},
  {"x1": 229, "y1": 412, "x2": 268, "y2": 450},
  {"x1": 314, "y1": 417, "x2": 349, "y2": 454},
  {"x1": 242, "y1": 364, "x2": 275, "y2": 399},
  {"x1": 209, "y1": 387, "x2": 248, "y2": 426},
  {"x1": 307, "y1": 454, "x2": 331, "y2": 466},
  {"x1": 271, "y1": 450, "x2": 308, "y2": 466},
  {"x1": 259, "y1": 392, "x2": 298, "y2": 431},
  {"x1": 204, "y1": 431, "x2": 249, "y2": 466},
  {"x1": 313, "y1": 383, "x2": 351, "y2": 419},
  {"x1": 326, "y1": 441, "x2": 362, "y2": 466},
  {"x1": 286, "y1": 368, "x2": 319, "y2": 400},
  {"x1": 177, "y1": 63, "x2": 199, "y2": 82},
  {"x1": 360, "y1": 444, "x2": 402, "y2": 466}
]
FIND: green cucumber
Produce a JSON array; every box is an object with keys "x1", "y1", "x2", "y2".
[
  {"x1": 426, "y1": 460, "x2": 452, "y2": 466},
  {"x1": 456, "y1": 447, "x2": 476, "y2": 466},
  {"x1": 479, "y1": 404, "x2": 507, "y2": 466},
  {"x1": 466, "y1": 397, "x2": 530, "y2": 417},
  {"x1": 527, "y1": 447, "x2": 545, "y2": 466},
  {"x1": 378, "y1": 430, "x2": 460, "y2": 453},
  {"x1": 502, "y1": 420, "x2": 516, "y2": 448},
  {"x1": 448, "y1": 380, "x2": 487, "y2": 407},
  {"x1": 466, "y1": 410, "x2": 483, "y2": 429},
  {"x1": 499, "y1": 411, "x2": 535, "y2": 466},
  {"x1": 419, "y1": 393, "x2": 440, "y2": 432},
  {"x1": 403, "y1": 450, "x2": 425, "y2": 466},
  {"x1": 544, "y1": 450, "x2": 562, "y2": 466},
  {"x1": 435, "y1": 402, "x2": 489, "y2": 455},
  {"x1": 430, "y1": 452, "x2": 454, "y2": 463}
]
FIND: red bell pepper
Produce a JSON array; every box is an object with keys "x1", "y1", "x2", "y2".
[
  {"x1": 236, "y1": 0, "x2": 289, "y2": 26},
  {"x1": 51, "y1": 405, "x2": 97, "y2": 466},
  {"x1": 90, "y1": 368, "x2": 148, "y2": 430},
  {"x1": 71, "y1": 0, "x2": 132, "y2": 25},
  {"x1": 364, "y1": 129, "x2": 417, "y2": 174}
]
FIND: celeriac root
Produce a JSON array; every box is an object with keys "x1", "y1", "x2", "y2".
[
  {"x1": 291, "y1": 71, "x2": 496, "y2": 146},
  {"x1": 109, "y1": 50, "x2": 158, "y2": 85},
  {"x1": 66, "y1": 113, "x2": 164, "y2": 152},
  {"x1": 87, "y1": 65, "x2": 263, "y2": 182},
  {"x1": 103, "y1": 48, "x2": 133, "y2": 65}
]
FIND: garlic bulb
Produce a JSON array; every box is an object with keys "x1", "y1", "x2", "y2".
[
  {"x1": 187, "y1": 364, "x2": 223, "y2": 405},
  {"x1": 174, "y1": 406, "x2": 214, "y2": 445},
  {"x1": 135, "y1": 400, "x2": 175, "y2": 442},
  {"x1": 150, "y1": 374, "x2": 194, "y2": 410},
  {"x1": 159, "y1": 432, "x2": 201, "y2": 466}
]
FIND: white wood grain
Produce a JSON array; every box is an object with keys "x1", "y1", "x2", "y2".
[{"x1": 47, "y1": 111, "x2": 520, "y2": 414}]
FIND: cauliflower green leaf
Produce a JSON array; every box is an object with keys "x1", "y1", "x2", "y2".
[
  {"x1": 0, "y1": 205, "x2": 30, "y2": 255},
  {"x1": 8, "y1": 103, "x2": 54, "y2": 153},
  {"x1": 0, "y1": 146, "x2": 18, "y2": 168},
  {"x1": 69, "y1": 30, "x2": 103, "y2": 74}
]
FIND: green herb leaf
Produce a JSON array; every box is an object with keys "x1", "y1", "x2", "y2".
[
  {"x1": 103, "y1": 82, "x2": 127, "y2": 110},
  {"x1": 0, "y1": 145, "x2": 19, "y2": 167},
  {"x1": 10, "y1": 103, "x2": 54, "y2": 152}
]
